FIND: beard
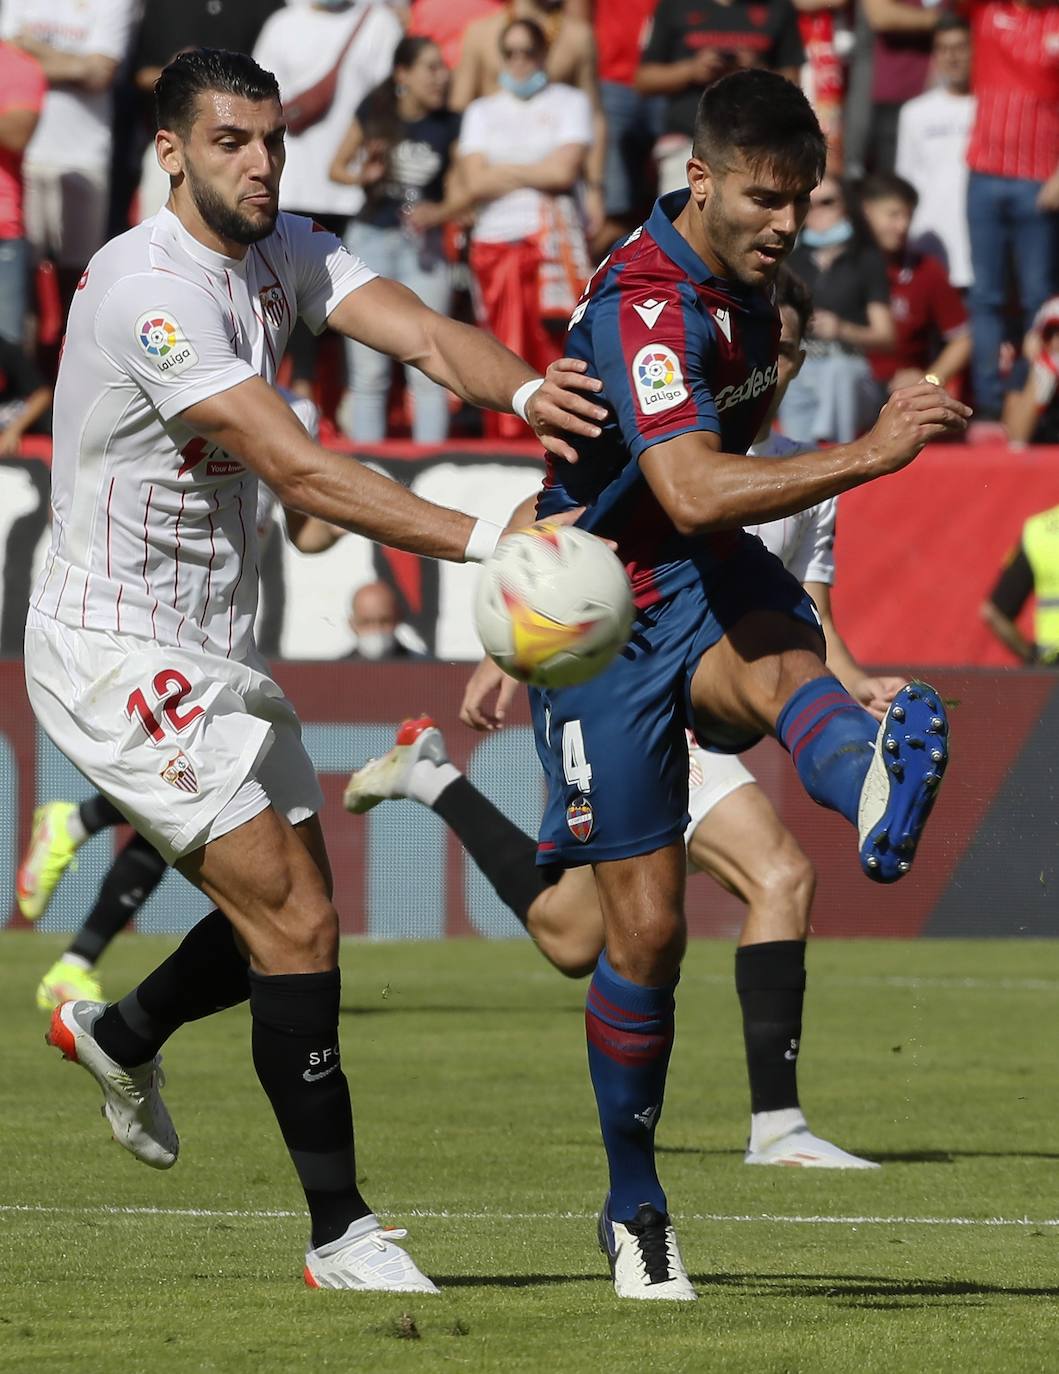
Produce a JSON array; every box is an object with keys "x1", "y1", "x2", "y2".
[{"x1": 184, "y1": 159, "x2": 277, "y2": 246}]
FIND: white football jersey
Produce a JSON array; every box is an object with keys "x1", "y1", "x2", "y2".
[
  {"x1": 31, "y1": 207, "x2": 374, "y2": 660},
  {"x1": 745, "y1": 432, "x2": 837, "y2": 587}
]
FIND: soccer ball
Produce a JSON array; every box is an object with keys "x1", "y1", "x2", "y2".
[{"x1": 474, "y1": 524, "x2": 634, "y2": 688}]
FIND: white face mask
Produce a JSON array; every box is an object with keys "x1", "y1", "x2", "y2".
[{"x1": 356, "y1": 630, "x2": 397, "y2": 660}]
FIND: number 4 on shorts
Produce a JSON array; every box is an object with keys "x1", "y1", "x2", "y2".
[{"x1": 562, "y1": 720, "x2": 592, "y2": 793}]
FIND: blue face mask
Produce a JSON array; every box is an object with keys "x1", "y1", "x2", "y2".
[
  {"x1": 800, "y1": 219, "x2": 854, "y2": 249},
  {"x1": 498, "y1": 69, "x2": 548, "y2": 100}
]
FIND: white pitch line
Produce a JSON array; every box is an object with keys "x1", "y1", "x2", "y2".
[
  {"x1": 685, "y1": 975, "x2": 1059, "y2": 993},
  {"x1": 1, "y1": 1203, "x2": 1055, "y2": 1228}
]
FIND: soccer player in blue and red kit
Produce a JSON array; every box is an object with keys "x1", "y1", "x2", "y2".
[{"x1": 530, "y1": 69, "x2": 970, "y2": 1300}]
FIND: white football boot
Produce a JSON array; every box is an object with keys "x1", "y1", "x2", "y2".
[
  {"x1": 598, "y1": 1200, "x2": 698, "y2": 1301},
  {"x1": 45, "y1": 1000, "x2": 178, "y2": 1169},
  {"x1": 343, "y1": 716, "x2": 449, "y2": 814},
  {"x1": 304, "y1": 1214, "x2": 440, "y2": 1293},
  {"x1": 744, "y1": 1111, "x2": 879, "y2": 1169}
]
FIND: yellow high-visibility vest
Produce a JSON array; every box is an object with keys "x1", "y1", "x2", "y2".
[{"x1": 1022, "y1": 504, "x2": 1059, "y2": 658}]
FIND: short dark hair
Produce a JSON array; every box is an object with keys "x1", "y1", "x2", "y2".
[
  {"x1": 860, "y1": 172, "x2": 919, "y2": 211},
  {"x1": 500, "y1": 18, "x2": 548, "y2": 60},
  {"x1": 692, "y1": 69, "x2": 827, "y2": 186},
  {"x1": 935, "y1": 11, "x2": 970, "y2": 35},
  {"x1": 155, "y1": 48, "x2": 281, "y2": 137},
  {"x1": 775, "y1": 266, "x2": 812, "y2": 342}
]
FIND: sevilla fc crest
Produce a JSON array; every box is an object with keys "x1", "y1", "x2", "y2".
[
  {"x1": 259, "y1": 284, "x2": 288, "y2": 330},
  {"x1": 566, "y1": 796, "x2": 594, "y2": 843},
  {"x1": 160, "y1": 750, "x2": 198, "y2": 795}
]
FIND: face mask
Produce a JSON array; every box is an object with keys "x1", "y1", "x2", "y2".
[
  {"x1": 356, "y1": 630, "x2": 397, "y2": 661},
  {"x1": 498, "y1": 69, "x2": 548, "y2": 100},
  {"x1": 800, "y1": 219, "x2": 854, "y2": 249}
]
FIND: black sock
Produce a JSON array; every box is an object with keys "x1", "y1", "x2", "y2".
[
  {"x1": 735, "y1": 940, "x2": 806, "y2": 1114},
  {"x1": 93, "y1": 908, "x2": 249, "y2": 1066},
  {"x1": 68, "y1": 833, "x2": 167, "y2": 965},
  {"x1": 432, "y1": 777, "x2": 547, "y2": 927},
  {"x1": 249, "y1": 968, "x2": 369, "y2": 1249},
  {"x1": 79, "y1": 794, "x2": 125, "y2": 835}
]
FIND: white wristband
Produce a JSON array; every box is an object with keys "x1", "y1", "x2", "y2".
[
  {"x1": 512, "y1": 377, "x2": 545, "y2": 423},
  {"x1": 464, "y1": 517, "x2": 503, "y2": 564}
]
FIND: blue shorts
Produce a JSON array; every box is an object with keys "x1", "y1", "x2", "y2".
[{"x1": 530, "y1": 535, "x2": 823, "y2": 867}]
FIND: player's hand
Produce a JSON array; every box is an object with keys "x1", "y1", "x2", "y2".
[
  {"x1": 864, "y1": 382, "x2": 972, "y2": 472},
  {"x1": 460, "y1": 656, "x2": 521, "y2": 731},
  {"x1": 501, "y1": 506, "x2": 618, "y2": 552},
  {"x1": 524, "y1": 358, "x2": 607, "y2": 464},
  {"x1": 850, "y1": 674, "x2": 905, "y2": 721}
]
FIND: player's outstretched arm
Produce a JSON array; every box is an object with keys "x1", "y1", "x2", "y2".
[
  {"x1": 326, "y1": 276, "x2": 607, "y2": 462},
  {"x1": 641, "y1": 382, "x2": 971, "y2": 536},
  {"x1": 181, "y1": 378, "x2": 497, "y2": 564}
]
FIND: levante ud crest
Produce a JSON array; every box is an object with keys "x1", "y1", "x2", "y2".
[{"x1": 566, "y1": 796, "x2": 594, "y2": 843}]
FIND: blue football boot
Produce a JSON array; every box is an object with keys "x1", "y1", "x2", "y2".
[{"x1": 858, "y1": 681, "x2": 949, "y2": 883}]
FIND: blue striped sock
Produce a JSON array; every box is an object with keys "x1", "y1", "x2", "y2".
[
  {"x1": 585, "y1": 952, "x2": 676, "y2": 1222},
  {"x1": 776, "y1": 674, "x2": 878, "y2": 825}
]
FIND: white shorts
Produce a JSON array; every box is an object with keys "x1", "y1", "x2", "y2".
[
  {"x1": 24, "y1": 610, "x2": 323, "y2": 864},
  {"x1": 684, "y1": 742, "x2": 755, "y2": 873},
  {"x1": 23, "y1": 162, "x2": 108, "y2": 269}
]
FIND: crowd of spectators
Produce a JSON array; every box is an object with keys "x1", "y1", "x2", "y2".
[{"x1": 0, "y1": 0, "x2": 1056, "y2": 454}]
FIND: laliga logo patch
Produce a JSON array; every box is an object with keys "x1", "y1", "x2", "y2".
[
  {"x1": 160, "y1": 750, "x2": 198, "y2": 795},
  {"x1": 632, "y1": 344, "x2": 687, "y2": 415},
  {"x1": 136, "y1": 311, "x2": 198, "y2": 377},
  {"x1": 566, "y1": 795, "x2": 594, "y2": 843}
]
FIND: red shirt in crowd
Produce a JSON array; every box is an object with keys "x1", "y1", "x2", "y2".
[
  {"x1": 0, "y1": 43, "x2": 46, "y2": 241},
  {"x1": 595, "y1": 0, "x2": 658, "y2": 86},
  {"x1": 966, "y1": 0, "x2": 1059, "y2": 183},
  {"x1": 408, "y1": 0, "x2": 503, "y2": 69},
  {"x1": 869, "y1": 250, "x2": 968, "y2": 384}
]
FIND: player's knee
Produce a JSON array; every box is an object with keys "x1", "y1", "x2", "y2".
[
  {"x1": 263, "y1": 894, "x2": 339, "y2": 971},
  {"x1": 527, "y1": 892, "x2": 603, "y2": 979},
  {"x1": 606, "y1": 912, "x2": 686, "y2": 983},
  {"x1": 535, "y1": 933, "x2": 599, "y2": 980},
  {"x1": 756, "y1": 843, "x2": 815, "y2": 938}
]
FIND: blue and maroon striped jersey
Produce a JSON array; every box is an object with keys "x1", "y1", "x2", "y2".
[{"x1": 538, "y1": 190, "x2": 781, "y2": 607}]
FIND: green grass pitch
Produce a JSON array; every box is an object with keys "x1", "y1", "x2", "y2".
[{"x1": 1, "y1": 933, "x2": 1055, "y2": 1373}]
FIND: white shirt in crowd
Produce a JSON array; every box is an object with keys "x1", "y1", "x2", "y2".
[
  {"x1": 746, "y1": 432, "x2": 837, "y2": 586},
  {"x1": 0, "y1": 0, "x2": 136, "y2": 172},
  {"x1": 253, "y1": 1, "x2": 402, "y2": 217},
  {"x1": 895, "y1": 86, "x2": 976, "y2": 290},
  {"x1": 458, "y1": 84, "x2": 593, "y2": 244},
  {"x1": 31, "y1": 207, "x2": 374, "y2": 661}
]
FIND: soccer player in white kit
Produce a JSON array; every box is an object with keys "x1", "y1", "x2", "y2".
[
  {"x1": 28, "y1": 48, "x2": 608, "y2": 1295},
  {"x1": 346, "y1": 267, "x2": 905, "y2": 1171}
]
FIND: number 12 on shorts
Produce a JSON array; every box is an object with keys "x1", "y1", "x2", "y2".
[
  {"x1": 562, "y1": 719, "x2": 592, "y2": 793},
  {"x1": 126, "y1": 668, "x2": 204, "y2": 743}
]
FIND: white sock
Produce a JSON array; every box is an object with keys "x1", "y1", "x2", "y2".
[
  {"x1": 749, "y1": 1106, "x2": 807, "y2": 1152},
  {"x1": 59, "y1": 953, "x2": 93, "y2": 972},
  {"x1": 406, "y1": 760, "x2": 461, "y2": 808},
  {"x1": 65, "y1": 808, "x2": 88, "y2": 845}
]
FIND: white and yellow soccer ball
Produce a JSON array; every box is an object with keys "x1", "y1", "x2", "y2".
[{"x1": 474, "y1": 523, "x2": 634, "y2": 688}]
